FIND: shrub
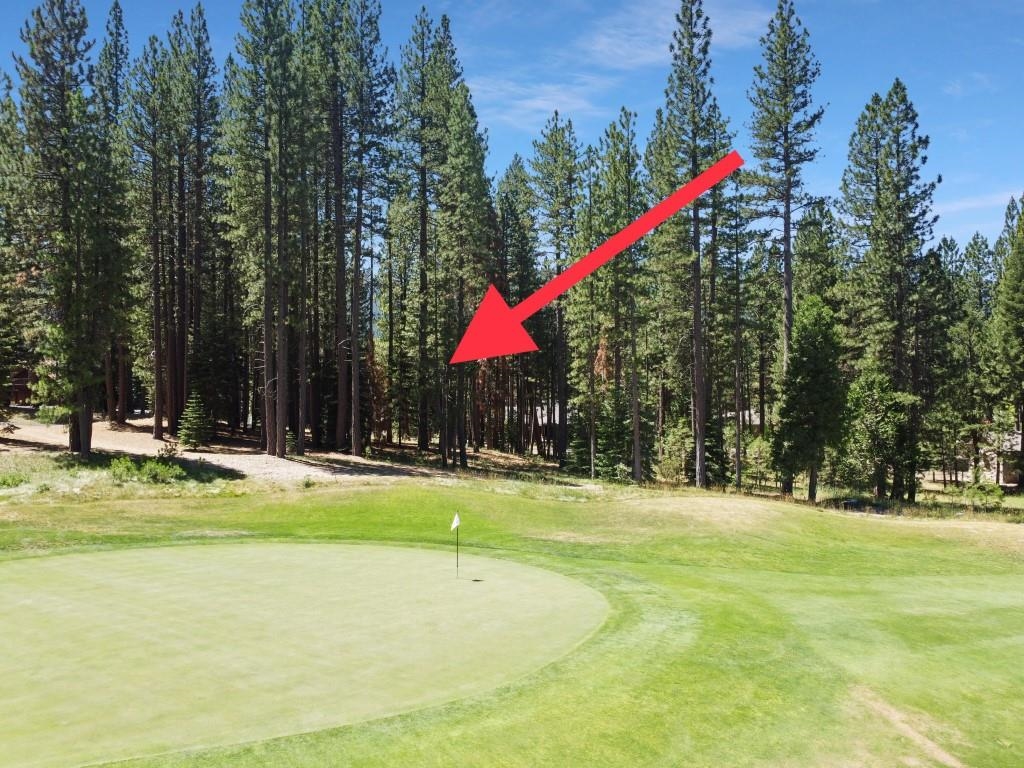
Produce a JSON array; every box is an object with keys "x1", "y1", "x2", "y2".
[
  {"x1": 957, "y1": 481, "x2": 1004, "y2": 513},
  {"x1": 178, "y1": 392, "x2": 213, "y2": 450},
  {"x1": 655, "y1": 420, "x2": 691, "y2": 484},
  {"x1": 35, "y1": 405, "x2": 71, "y2": 425},
  {"x1": 138, "y1": 458, "x2": 186, "y2": 483},
  {"x1": 0, "y1": 471, "x2": 28, "y2": 488},
  {"x1": 157, "y1": 442, "x2": 179, "y2": 460},
  {"x1": 109, "y1": 456, "x2": 186, "y2": 484},
  {"x1": 109, "y1": 456, "x2": 137, "y2": 483}
]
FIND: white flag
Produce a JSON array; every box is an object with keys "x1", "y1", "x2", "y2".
[{"x1": 451, "y1": 513, "x2": 461, "y2": 531}]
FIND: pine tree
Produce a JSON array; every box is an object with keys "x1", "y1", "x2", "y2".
[
  {"x1": 662, "y1": 0, "x2": 720, "y2": 487},
  {"x1": 129, "y1": 35, "x2": 174, "y2": 440},
  {"x1": 95, "y1": 0, "x2": 132, "y2": 425},
  {"x1": 346, "y1": 0, "x2": 393, "y2": 456},
  {"x1": 913, "y1": 245, "x2": 958, "y2": 482},
  {"x1": 719, "y1": 175, "x2": 752, "y2": 488},
  {"x1": 567, "y1": 145, "x2": 602, "y2": 476},
  {"x1": 177, "y1": 390, "x2": 213, "y2": 449},
  {"x1": 228, "y1": 0, "x2": 295, "y2": 457},
  {"x1": 644, "y1": 109, "x2": 690, "y2": 476},
  {"x1": 0, "y1": 76, "x2": 24, "y2": 427},
  {"x1": 437, "y1": 82, "x2": 490, "y2": 468},
  {"x1": 771, "y1": 296, "x2": 846, "y2": 501},
  {"x1": 793, "y1": 200, "x2": 842, "y2": 309},
  {"x1": 530, "y1": 111, "x2": 578, "y2": 467},
  {"x1": 749, "y1": 0, "x2": 823, "y2": 376},
  {"x1": 426, "y1": 14, "x2": 465, "y2": 468},
  {"x1": 586, "y1": 109, "x2": 646, "y2": 480},
  {"x1": 381, "y1": 188, "x2": 420, "y2": 445},
  {"x1": 182, "y1": 5, "x2": 224, "y2": 424},
  {"x1": 495, "y1": 156, "x2": 540, "y2": 454},
  {"x1": 840, "y1": 79, "x2": 940, "y2": 501},
  {"x1": 948, "y1": 233, "x2": 997, "y2": 473},
  {"x1": 396, "y1": 8, "x2": 435, "y2": 452},
  {"x1": 992, "y1": 196, "x2": 1019, "y2": 279},
  {"x1": 993, "y1": 215, "x2": 1024, "y2": 432},
  {"x1": 15, "y1": 0, "x2": 117, "y2": 456}
]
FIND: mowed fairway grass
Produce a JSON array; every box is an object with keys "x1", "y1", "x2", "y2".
[{"x1": 1, "y1": 479, "x2": 1023, "y2": 767}]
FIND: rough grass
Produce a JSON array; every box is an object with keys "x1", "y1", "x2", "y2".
[
  {"x1": 1, "y1": 479, "x2": 1022, "y2": 767},
  {"x1": 0, "y1": 447, "x2": 247, "y2": 502}
]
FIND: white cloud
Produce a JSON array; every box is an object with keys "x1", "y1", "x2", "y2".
[
  {"x1": 466, "y1": 73, "x2": 618, "y2": 134},
  {"x1": 574, "y1": 0, "x2": 772, "y2": 72},
  {"x1": 943, "y1": 72, "x2": 997, "y2": 97},
  {"x1": 934, "y1": 190, "x2": 1017, "y2": 217}
]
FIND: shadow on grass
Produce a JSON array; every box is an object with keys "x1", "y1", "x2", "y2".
[
  {"x1": 296, "y1": 447, "x2": 591, "y2": 488},
  {"x1": 286, "y1": 453, "x2": 432, "y2": 480}
]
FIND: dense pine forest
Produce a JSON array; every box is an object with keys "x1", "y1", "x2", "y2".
[{"x1": 1, "y1": 0, "x2": 1022, "y2": 502}]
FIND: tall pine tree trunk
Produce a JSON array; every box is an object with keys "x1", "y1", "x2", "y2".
[
  {"x1": 105, "y1": 349, "x2": 116, "y2": 423},
  {"x1": 152, "y1": 172, "x2": 164, "y2": 441},
  {"x1": 164, "y1": 234, "x2": 179, "y2": 434},
  {"x1": 779, "y1": 182, "x2": 794, "y2": 497},
  {"x1": 386, "y1": 233, "x2": 394, "y2": 445},
  {"x1": 263, "y1": 130, "x2": 277, "y2": 456},
  {"x1": 175, "y1": 151, "x2": 188, "y2": 425},
  {"x1": 416, "y1": 155, "x2": 430, "y2": 451},
  {"x1": 77, "y1": 391, "x2": 93, "y2": 458},
  {"x1": 311, "y1": 175, "x2": 322, "y2": 449},
  {"x1": 758, "y1": 346, "x2": 767, "y2": 437},
  {"x1": 692, "y1": 200, "x2": 707, "y2": 488},
  {"x1": 734, "y1": 252, "x2": 743, "y2": 490},
  {"x1": 456, "y1": 249, "x2": 467, "y2": 469},
  {"x1": 117, "y1": 343, "x2": 128, "y2": 424},
  {"x1": 331, "y1": 93, "x2": 350, "y2": 451},
  {"x1": 297, "y1": 172, "x2": 309, "y2": 457},
  {"x1": 351, "y1": 169, "x2": 364, "y2": 456},
  {"x1": 275, "y1": 113, "x2": 289, "y2": 459},
  {"x1": 782, "y1": 182, "x2": 793, "y2": 371},
  {"x1": 631, "y1": 317, "x2": 642, "y2": 482}
]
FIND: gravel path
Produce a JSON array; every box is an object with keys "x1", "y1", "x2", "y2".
[{"x1": 2, "y1": 416, "x2": 433, "y2": 485}]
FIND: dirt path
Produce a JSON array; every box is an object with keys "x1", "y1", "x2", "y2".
[
  {"x1": 2, "y1": 416, "x2": 434, "y2": 485},
  {"x1": 853, "y1": 686, "x2": 967, "y2": 768}
]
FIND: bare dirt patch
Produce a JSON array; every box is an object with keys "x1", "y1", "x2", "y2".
[{"x1": 613, "y1": 493, "x2": 785, "y2": 533}]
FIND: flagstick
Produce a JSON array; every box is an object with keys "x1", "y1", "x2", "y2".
[{"x1": 456, "y1": 524, "x2": 459, "y2": 578}]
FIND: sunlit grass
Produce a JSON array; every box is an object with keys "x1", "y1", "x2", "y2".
[{"x1": 1, "y1": 477, "x2": 1022, "y2": 767}]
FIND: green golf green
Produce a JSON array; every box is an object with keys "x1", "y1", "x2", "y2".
[{"x1": 0, "y1": 542, "x2": 608, "y2": 768}]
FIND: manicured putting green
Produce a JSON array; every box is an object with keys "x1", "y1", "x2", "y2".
[{"x1": 0, "y1": 543, "x2": 607, "y2": 768}]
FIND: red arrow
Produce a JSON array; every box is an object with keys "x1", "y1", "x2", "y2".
[{"x1": 450, "y1": 150, "x2": 744, "y2": 364}]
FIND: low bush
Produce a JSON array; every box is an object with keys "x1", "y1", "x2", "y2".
[
  {"x1": 35, "y1": 405, "x2": 71, "y2": 425},
  {"x1": 109, "y1": 456, "x2": 186, "y2": 485},
  {"x1": 0, "y1": 471, "x2": 28, "y2": 488},
  {"x1": 956, "y1": 481, "x2": 1004, "y2": 513},
  {"x1": 139, "y1": 459, "x2": 185, "y2": 483},
  {"x1": 157, "y1": 442, "x2": 180, "y2": 460}
]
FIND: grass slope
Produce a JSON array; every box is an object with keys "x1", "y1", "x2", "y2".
[{"x1": 1, "y1": 480, "x2": 1022, "y2": 767}]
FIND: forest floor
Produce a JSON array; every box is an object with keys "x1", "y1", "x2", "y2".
[
  {"x1": 0, "y1": 414, "x2": 564, "y2": 487},
  {"x1": 1, "y1": 414, "x2": 438, "y2": 485}
]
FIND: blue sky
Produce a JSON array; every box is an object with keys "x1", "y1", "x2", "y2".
[{"x1": 2, "y1": 0, "x2": 1021, "y2": 244}]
